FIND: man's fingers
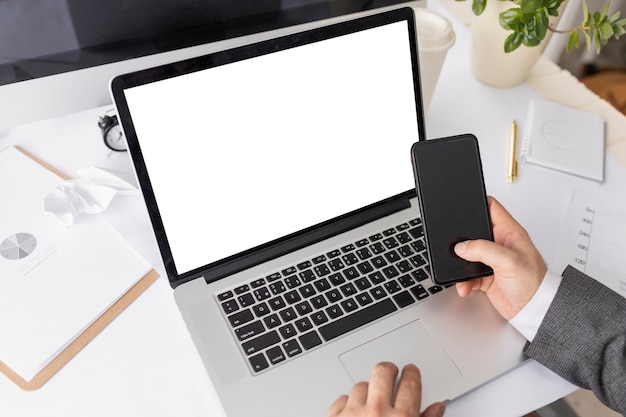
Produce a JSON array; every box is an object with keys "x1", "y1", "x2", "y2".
[
  {"x1": 454, "y1": 238, "x2": 515, "y2": 272},
  {"x1": 345, "y1": 381, "x2": 369, "y2": 408},
  {"x1": 392, "y1": 364, "x2": 423, "y2": 415},
  {"x1": 456, "y1": 280, "x2": 480, "y2": 297},
  {"x1": 327, "y1": 395, "x2": 348, "y2": 416},
  {"x1": 421, "y1": 402, "x2": 446, "y2": 417},
  {"x1": 365, "y1": 362, "x2": 398, "y2": 409}
]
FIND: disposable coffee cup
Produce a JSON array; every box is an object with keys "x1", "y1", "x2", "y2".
[{"x1": 413, "y1": 8, "x2": 455, "y2": 114}]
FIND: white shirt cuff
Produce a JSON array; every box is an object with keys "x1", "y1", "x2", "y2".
[{"x1": 508, "y1": 269, "x2": 562, "y2": 342}]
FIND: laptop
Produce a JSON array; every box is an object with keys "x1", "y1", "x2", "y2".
[{"x1": 110, "y1": 8, "x2": 526, "y2": 417}]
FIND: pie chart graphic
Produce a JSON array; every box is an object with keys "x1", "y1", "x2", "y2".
[{"x1": 0, "y1": 233, "x2": 37, "y2": 260}]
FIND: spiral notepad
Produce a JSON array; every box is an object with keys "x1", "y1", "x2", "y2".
[{"x1": 521, "y1": 98, "x2": 605, "y2": 182}]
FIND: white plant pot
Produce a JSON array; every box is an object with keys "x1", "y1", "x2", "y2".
[{"x1": 470, "y1": 0, "x2": 544, "y2": 87}]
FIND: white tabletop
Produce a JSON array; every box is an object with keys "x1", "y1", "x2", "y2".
[{"x1": 2, "y1": 1, "x2": 626, "y2": 416}]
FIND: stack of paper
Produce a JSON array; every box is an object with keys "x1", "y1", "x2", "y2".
[{"x1": 0, "y1": 146, "x2": 155, "y2": 388}]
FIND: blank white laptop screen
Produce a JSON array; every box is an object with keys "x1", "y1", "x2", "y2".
[{"x1": 123, "y1": 20, "x2": 420, "y2": 275}]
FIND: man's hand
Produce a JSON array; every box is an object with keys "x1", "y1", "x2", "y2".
[
  {"x1": 327, "y1": 362, "x2": 445, "y2": 417},
  {"x1": 454, "y1": 197, "x2": 547, "y2": 320}
]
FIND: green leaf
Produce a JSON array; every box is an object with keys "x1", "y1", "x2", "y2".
[
  {"x1": 608, "y1": 10, "x2": 621, "y2": 24},
  {"x1": 567, "y1": 30, "x2": 580, "y2": 53},
  {"x1": 601, "y1": 21, "x2": 614, "y2": 39},
  {"x1": 582, "y1": 0, "x2": 590, "y2": 26},
  {"x1": 595, "y1": 29, "x2": 602, "y2": 54},
  {"x1": 472, "y1": 0, "x2": 487, "y2": 15},
  {"x1": 593, "y1": 11, "x2": 602, "y2": 25},
  {"x1": 520, "y1": 0, "x2": 544, "y2": 14},
  {"x1": 500, "y1": 8, "x2": 522, "y2": 30},
  {"x1": 614, "y1": 25, "x2": 626, "y2": 36},
  {"x1": 504, "y1": 32, "x2": 523, "y2": 52}
]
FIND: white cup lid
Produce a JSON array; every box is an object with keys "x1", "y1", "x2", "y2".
[{"x1": 414, "y1": 8, "x2": 456, "y2": 51}]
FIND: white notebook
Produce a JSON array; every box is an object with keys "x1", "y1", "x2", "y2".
[{"x1": 521, "y1": 98, "x2": 605, "y2": 182}]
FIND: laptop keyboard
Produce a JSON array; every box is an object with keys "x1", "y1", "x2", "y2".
[{"x1": 216, "y1": 218, "x2": 446, "y2": 374}]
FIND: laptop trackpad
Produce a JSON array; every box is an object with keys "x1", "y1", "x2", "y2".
[{"x1": 339, "y1": 320, "x2": 461, "y2": 395}]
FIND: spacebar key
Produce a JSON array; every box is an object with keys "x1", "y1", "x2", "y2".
[{"x1": 319, "y1": 299, "x2": 397, "y2": 341}]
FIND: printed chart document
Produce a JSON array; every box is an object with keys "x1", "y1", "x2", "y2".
[
  {"x1": 555, "y1": 188, "x2": 626, "y2": 298},
  {"x1": 0, "y1": 146, "x2": 154, "y2": 385}
]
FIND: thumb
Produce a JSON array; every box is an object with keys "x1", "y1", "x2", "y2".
[
  {"x1": 421, "y1": 402, "x2": 446, "y2": 417},
  {"x1": 454, "y1": 239, "x2": 512, "y2": 272}
]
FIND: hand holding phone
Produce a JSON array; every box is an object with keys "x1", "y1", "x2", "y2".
[{"x1": 411, "y1": 134, "x2": 493, "y2": 285}]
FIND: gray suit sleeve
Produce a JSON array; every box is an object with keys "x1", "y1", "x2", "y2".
[{"x1": 523, "y1": 265, "x2": 626, "y2": 416}]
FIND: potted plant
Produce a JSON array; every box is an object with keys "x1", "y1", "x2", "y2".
[
  {"x1": 475, "y1": 0, "x2": 626, "y2": 52},
  {"x1": 464, "y1": 0, "x2": 626, "y2": 87}
]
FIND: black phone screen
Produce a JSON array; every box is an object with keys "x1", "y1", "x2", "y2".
[{"x1": 411, "y1": 134, "x2": 493, "y2": 284}]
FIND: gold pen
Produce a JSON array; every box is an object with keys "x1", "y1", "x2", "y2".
[{"x1": 508, "y1": 120, "x2": 518, "y2": 184}]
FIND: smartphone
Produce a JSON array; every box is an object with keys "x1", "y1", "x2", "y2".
[{"x1": 410, "y1": 134, "x2": 493, "y2": 285}]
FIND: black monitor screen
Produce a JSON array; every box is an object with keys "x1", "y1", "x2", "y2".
[{"x1": 0, "y1": 0, "x2": 410, "y2": 86}]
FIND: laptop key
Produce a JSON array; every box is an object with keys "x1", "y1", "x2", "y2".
[
  {"x1": 249, "y1": 352, "x2": 269, "y2": 373},
  {"x1": 325, "y1": 304, "x2": 343, "y2": 319},
  {"x1": 279, "y1": 323, "x2": 297, "y2": 339},
  {"x1": 297, "y1": 261, "x2": 312, "y2": 270},
  {"x1": 340, "y1": 298, "x2": 358, "y2": 312},
  {"x1": 268, "y1": 296, "x2": 286, "y2": 311},
  {"x1": 319, "y1": 299, "x2": 397, "y2": 341},
  {"x1": 217, "y1": 290, "x2": 233, "y2": 301},
  {"x1": 242, "y1": 330, "x2": 280, "y2": 355},
  {"x1": 328, "y1": 259, "x2": 345, "y2": 271},
  {"x1": 368, "y1": 271, "x2": 385, "y2": 285},
  {"x1": 269, "y1": 282, "x2": 286, "y2": 295},
  {"x1": 311, "y1": 310, "x2": 329, "y2": 325},
  {"x1": 283, "y1": 339, "x2": 302, "y2": 357},
  {"x1": 396, "y1": 231, "x2": 412, "y2": 244},
  {"x1": 238, "y1": 293, "x2": 255, "y2": 307},
  {"x1": 295, "y1": 317, "x2": 313, "y2": 332},
  {"x1": 299, "y1": 269, "x2": 316, "y2": 283},
  {"x1": 409, "y1": 225, "x2": 424, "y2": 239},
  {"x1": 234, "y1": 284, "x2": 250, "y2": 294},
  {"x1": 284, "y1": 290, "x2": 301, "y2": 304},
  {"x1": 410, "y1": 285, "x2": 430, "y2": 300},
  {"x1": 235, "y1": 320, "x2": 265, "y2": 341},
  {"x1": 228, "y1": 309, "x2": 253, "y2": 327},
  {"x1": 369, "y1": 286, "x2": 386, "y2": 300},
  {"x1": 429, "y1": 285, "x2": 444, "y2": 294},
  {"x1": 221, "y1": 299, "x2": 239, "y2": 314},
  {"x1": 299, "y1": 330, "x2": 322, "y2": 350},
  {"x1": 312, "y1": 255, "x2": 327, "y2": 264},
  {"x1": 253, "y1": 287, "x2": 271, "y2": 301},
  {"x1": 266, "y1": 346, "x2": 286, "y2": 365},
  {"x1": 314, "y1": 264, "x2": 331, "y2": 277},
  {"x1": 263, "y1": 314, "x2": 281, "y2": 329},
  {"x1": 279, "y1": 307, "x2": 297, "y2": 322},
  {"x1": 252, "y1": 302, "x2": 270, "y2": 317},
  {"x1": 313, "y1": 277, "x2": 331, "y2": 292},
  {"x1": 411, "y1": 269, "x2": 429, "y2": 282},
  {"x1": 295, "y1": 300, "x2": 313, "y2": 316},
  {"x1": 310, "y1": 294, "x2": 328, "y2": 309},
  {"x1": 285, "y1": 276, "x2": 301, "y2": 288},
  {"x1": 342, "y1": 253, "x2": 358, "y2": 265},
  {"x1": 356, "y1": 292, "x2": 373, "y2": 306},
  {"x1": 251, "y1": 278, "x2": 266, "y2": 288},
  {"x1": 393, "y1": 291, "x2": 415, "y2": 308}
]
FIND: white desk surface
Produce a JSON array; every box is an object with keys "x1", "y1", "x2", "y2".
[{"x1": 2, "y1": 1, "x2": 625, "y2": 416}]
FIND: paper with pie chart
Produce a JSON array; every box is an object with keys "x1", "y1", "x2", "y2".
[{"x1": 0, "y1": 146, "x2": 152, "y2": 382}]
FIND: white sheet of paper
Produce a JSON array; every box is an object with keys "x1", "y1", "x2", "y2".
[
  {"x1": 0, "y1": 146, "x2": 151, "y2": 380},
  {"x1": 554, "y1": 188, "x2": 626, "y2": 298}
]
